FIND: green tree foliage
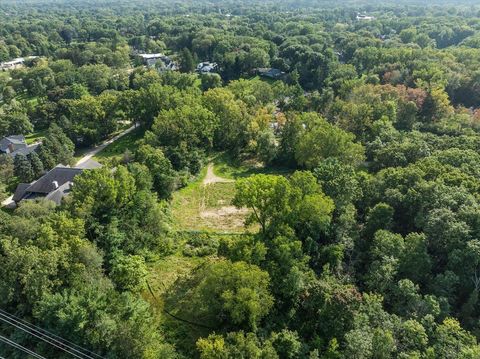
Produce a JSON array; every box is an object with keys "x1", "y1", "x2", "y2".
[
  {"x1": 175, "y1": 260, "x2": 273, "y2": 331},
  {"x1": 2, "y1": 2, "x2": 480, "y2": 358},
  {"x1": 27, "y1": 151, "x2": 44, "y2": 178},
  {"x1": 0, "y1": 100, "x2": 33, "y2": 137},
  {"x1": 179, "y1": 47, "x2": 196, "y2": 73},
  {"x1": 110, "y1": 254, "x2": 148, "y2": 292},
  {"x1": 13, "y1": 153, "x2": 34, "y2": 182},
  {"x1": 135, "y1": 144, "x2": 177, "y2": 198},
  {"x1": 279, "y1": 112, "x2": 365, "y2": 169},
  {"x1": 37, "y1": 123, "x2": 75, "y2": 169}
]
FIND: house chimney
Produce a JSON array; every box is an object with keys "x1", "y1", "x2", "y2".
[
  {"x1": 7, "y1": 143, "x2": 14, "y2": 153},
  {"x1": 52, "y1": 181, "x2": 59, "y2": 189}
]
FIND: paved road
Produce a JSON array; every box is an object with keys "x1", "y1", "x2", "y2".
[{"x1": 75, "y1": 124, "x2": 137, "y2": 166}]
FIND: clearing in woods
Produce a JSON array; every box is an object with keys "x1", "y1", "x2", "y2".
[{"x1": 171, "y1": 162, "x2": 248, "y2": 232}]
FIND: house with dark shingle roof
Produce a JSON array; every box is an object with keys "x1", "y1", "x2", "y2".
[
  {"x1": 0, "y1": 135, "x2": 27, "y2": 154},
  {"x1": 12, "y1": 162, "x2": 100, "y2": 206},
  {"x1": 257, "y1": 68, "x2": 285, "y2": 79},
  {"x1": 196, "y1": 62, "x2": 218, "y2": 73},
  {"x1": 0, "y1": 135, "x2": 39, "y2": 158}
]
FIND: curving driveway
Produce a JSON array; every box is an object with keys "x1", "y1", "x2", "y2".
[{"x1": 75, "y1": 124, "x2": 137, "y2": 166}]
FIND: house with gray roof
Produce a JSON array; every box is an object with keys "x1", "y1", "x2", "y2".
[
  {"x1": 136, "y1": 53, "x2": 178, "y2": 71},
  {"x1": 196, "y1": 62, "x2": 218, "y2": 73},
  {"x1": 12, "y1": 164, "x2": 93, "y2": 205},
  {"x1": 257, "y1": 68, "x2": 285, "y2": 79},
  {"x1": 0, "y1": 135, "x2": 39, "y2": 158},
  {"x1": 0, "y1": 135, "x2": 27, "y2": 154}
]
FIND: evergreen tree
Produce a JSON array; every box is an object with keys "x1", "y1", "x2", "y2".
[
  {"x1": 14, "y1": 153, "x2": 34, "y2": 183},
  {"x1": 28, "y1": 151, "x2": 45, "y2": 178},
  {"x1": 37, "y1": 144, "x2": 56, "y2": 171},
  {"x1": 180, "y1": 47, "x2": 196, "y2": 73}
]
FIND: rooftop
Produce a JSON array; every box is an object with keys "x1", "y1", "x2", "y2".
[
  {"x1": 24, "y1": 165, "x2": 83, "y2": 194},
  {"x1": 0, "y1": 135, "x2": 27, "y2": 152}
]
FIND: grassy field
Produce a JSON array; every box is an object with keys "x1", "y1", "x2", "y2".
[
  {"x1": 143, "y1": 254, "x2": 211, "y2": 354},
  {"x1": 212, "y1": 152, "x2": 292, "y2": 179},
  {"x1": 144, "y1": 255, "x2": 203, "y2": 309},
  {"x1": 170, "y1": 164, "x2": 248, "y2": 233},
  {"x1": 146, "y1": 155, "x2": 291, "y2": 352},
  {"x1": 171, "y1": 154, "x2": 291, "y2": 233}
]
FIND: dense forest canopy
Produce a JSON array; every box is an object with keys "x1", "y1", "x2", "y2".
[{"x1": 1, "y1": 0, "x2": 480, "y2": 358}]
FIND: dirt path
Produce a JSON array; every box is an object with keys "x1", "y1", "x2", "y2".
[{"x1": 203, "y1": 163, "x2": 234, "y2": 185}]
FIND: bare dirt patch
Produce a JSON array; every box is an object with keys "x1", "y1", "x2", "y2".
[{"x1": 200, "y1": 206, "x2": 249, "y2": 229}]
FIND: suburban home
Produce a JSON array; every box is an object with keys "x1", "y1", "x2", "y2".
[
  {"x1": 0, "y1": 135, "x2": 27, "y2": 154},
  {"x1": 0, "y1": 56, "x2": 38, "y2": 71},
  {"x1": 0, "y1": 135, "x2": 40, "y2": 158},
  {"x1": 12, "y1": 161, "x2": 101, "y2": 206},
  {"x1": 196, "y1": 62, "x2": 218, "y2": 73},
  {"x1": 257, "y1": 68, "x2": 285, "y2": 79},
  {"x1": 356, "y1": 14, "x2": 375, "y2": 21},
  {"x1": 136, "y1": 53, "x2": 178, "y2": 71}
]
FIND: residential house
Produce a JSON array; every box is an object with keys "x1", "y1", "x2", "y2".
[
  {"x1": 137, "y1": 53, "x2": 178, "y2": 71},
  {"x1": 12, "y1": 161, "x2": 101, "y2": 206},
  {"x1": 0, "y1": 56, "x2": 38, "y2": 71},
  {"x1": 257, "y1": 68, "x2": 285, "y2": 80},
  {"x1": 0, "y1": 135, "x2": 27, "y2": 154},
  {"x1": 0, "y1": 135, "x2": 40, "y2": 158},
  {"x1": 196, "y1": 62, "x2": 218, "y2": 73},
  {"x1": 356, "y1": 14, "x2": 375, "y2": 21}
]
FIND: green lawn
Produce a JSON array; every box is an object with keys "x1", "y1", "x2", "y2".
[
  {"x1": 212, "y1": 152, "x2": 293, "y2": 179},
  {"x1": 25, "y1": 130, "x2": 47, "y2": 144},
  {"x1": 94, "y1": 127, "x2": 144, "y2": 163}
]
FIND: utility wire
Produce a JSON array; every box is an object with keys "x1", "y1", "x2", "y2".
[
  {"x1": 0, "y1": 309, "x2": 103, "y2": 359},
  {"x1": 0, "y1": 334, "x2": 46, "y2": 359},
  {"x1": 0, "y1": 312, "x2": 91, "y2": 359}
]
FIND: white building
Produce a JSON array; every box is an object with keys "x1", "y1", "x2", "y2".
[
  {"x1": 356, "y1": 14, "x2": 375, "y2": 21},
  {"x1": 196, "y1": 62, "x2": 218, "y2": 73},
  {"x1": 0, "y1": 56, "x2": 38, "y2": 71},
  {"x1": 137, "y1": 53, "x2": 178, "y2": 71}
]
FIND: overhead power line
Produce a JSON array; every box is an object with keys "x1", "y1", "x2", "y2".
[
  {"x1": 0, "y1": 312, "x2": 87, "y2": 359},
  {"x1": 0, "y1": 308, "x2": 103, "y2": 359},
  {"x1": 0, "y1": 333, "x2": 46, "y2": 359}
]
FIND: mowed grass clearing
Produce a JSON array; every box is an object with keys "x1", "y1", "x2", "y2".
[
  {"x1": 171, "y1": 165, "x2": 247, "y2": 233},
  {"x1": 171, "y1": 155, "x2": 292, "y2": 233}
]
